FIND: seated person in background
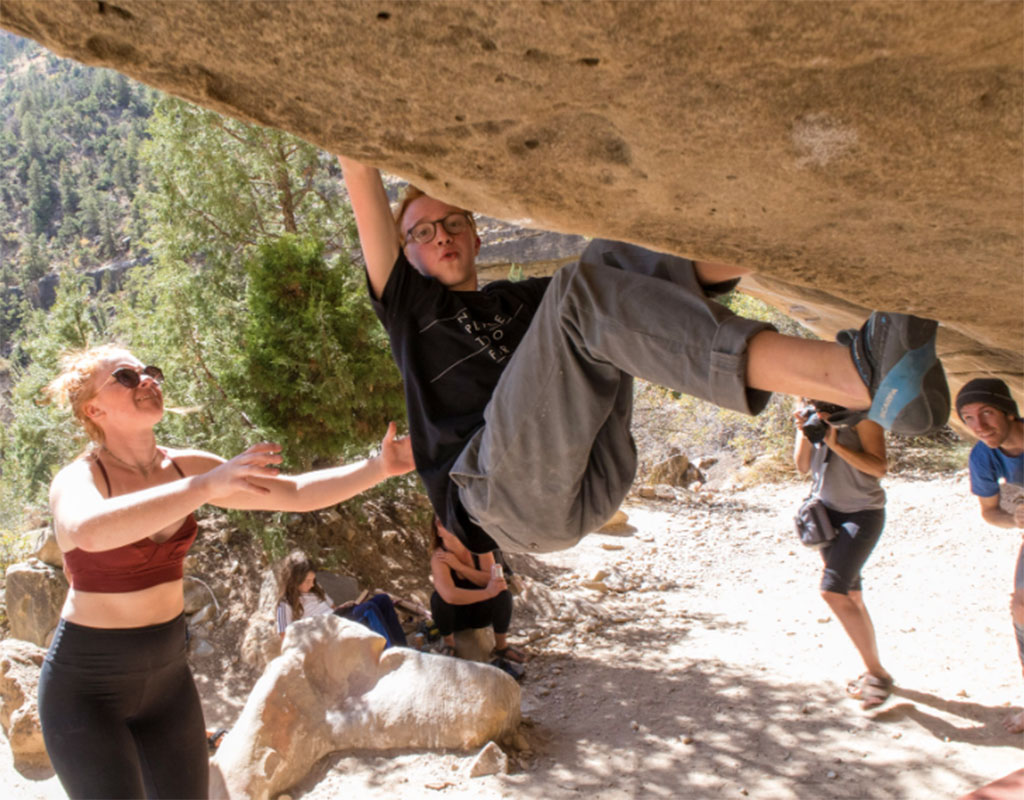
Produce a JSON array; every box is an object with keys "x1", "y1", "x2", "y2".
[
  {"x1": 430, "y1": 517, "x2": 527, "y2": 662},
  {"x1": 276, "y1": 550, "x2": 406, "y2": 647}
]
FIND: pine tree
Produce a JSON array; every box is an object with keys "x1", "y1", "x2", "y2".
[
  {"x1": 26, "y1": 158, "x2": 51, "y2": 235},
  {"x1": 78, "y1": 187, "x2": 101, "y2": 239},
  {"x1": 19, "y1": 233, "x2": 49, "y2": 281},
  {"x1": 58, "y1": 159, "x2": 78, "y2": 216},
  {"x1": 2, "y1": 266, "x2": 112, "y2": 507}
]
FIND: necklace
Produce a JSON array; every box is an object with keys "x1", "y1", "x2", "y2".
[{"x1": 99, "y1": 445, "x2": 162, "y2": 475}]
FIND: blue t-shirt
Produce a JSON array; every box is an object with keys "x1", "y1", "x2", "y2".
[{"x1": 968, "y1": 441, "x2": 1024, "y2": 498}]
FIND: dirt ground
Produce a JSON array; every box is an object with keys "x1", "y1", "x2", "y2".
[{"x1": 3, "y1": 472, "x2": 1022, "y2": 799}]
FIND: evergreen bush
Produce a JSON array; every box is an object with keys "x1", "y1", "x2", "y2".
[{"x1": 232, "y1": 235, "x2": 405, "y2": 471}]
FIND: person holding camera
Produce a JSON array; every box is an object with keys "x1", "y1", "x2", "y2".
[{"x1": 793, "y1": 399, "x2": 892, "y2": 709}]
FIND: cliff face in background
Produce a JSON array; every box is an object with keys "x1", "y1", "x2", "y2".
[{"x1": 3, "y1": 0, "x2": 1021, "y2": 398}]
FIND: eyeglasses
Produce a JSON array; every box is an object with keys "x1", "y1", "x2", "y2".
[
  {"x1": 404, "y1": 212, "x2": 472, "y2": 245},
  {"x1": 106, "y1": 365, "x2": 165, "y2": 390}
]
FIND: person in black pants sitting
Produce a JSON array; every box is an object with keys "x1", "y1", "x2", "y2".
[{"x1": 429, "y1": 516, "x2": 527, "y2": 663}]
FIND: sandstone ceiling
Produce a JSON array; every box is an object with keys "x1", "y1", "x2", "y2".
[{"x1": 3, "y1": 0, "x2": 1022, "y2": 406}]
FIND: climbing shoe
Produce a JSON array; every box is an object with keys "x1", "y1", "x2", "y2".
[{"x1": 833, "y1": 311, "x2": 949, "y2": 435}]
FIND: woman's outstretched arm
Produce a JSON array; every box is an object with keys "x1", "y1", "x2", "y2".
[
  {"x1": 200, "y1": 422, "x2": 415, "y2": 512},
  {"x1": 50, "y1": 443, "x2": 284, "y2": 553},
  {"x1": 52, "y1": 424, "x2": 413, "y2": 552}
]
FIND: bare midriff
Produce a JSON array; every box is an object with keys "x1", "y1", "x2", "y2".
[{"x1": 61, "y1": 579, "x2": 185, "y2": 629}]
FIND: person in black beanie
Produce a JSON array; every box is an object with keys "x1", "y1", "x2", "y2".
[{"x1": 956, "y1": 377, "x2": 1024, "y2": 733}]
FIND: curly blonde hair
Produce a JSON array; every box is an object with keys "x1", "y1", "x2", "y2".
[{"x1": 42, "y1": 344, "x2": 132, "y2": 444}]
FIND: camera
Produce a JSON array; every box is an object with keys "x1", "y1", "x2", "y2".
[
  {"x1": 800, "y1": 407, "x2": 828, "y2": 444},
  {"x1": 799, "y1": 401, "x2": 845, "y2": 444}
]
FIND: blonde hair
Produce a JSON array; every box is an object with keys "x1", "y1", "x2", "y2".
[
  {"x1": 42, "y1": 344, "x2": 133, "y2": 444},
  {"x1": 392, "y1": 184, "x2": 476, "y2": 249}
]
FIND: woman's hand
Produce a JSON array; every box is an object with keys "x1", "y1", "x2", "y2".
[
  {"x1": 432, "y1": 549, "x2": 465, "y2": 575},
  {"x1": 486, "y1": 568, "x2": 508, "y2": 598},
  {"x1": 379, "y1": 422, "x2": 415, "y2": 477},
  {"x1": 792, "y1": 400, "x2": 814, "y2": 474},
  {"x1": 819, "y1": 412, "x2": 838, "y2": 448},
  {"x1": 433, "y1": 550, "x2": 462, "y2": 571},
  {"x1": 199, "y1": 442, "x2": 283, "y2": 502},
  {"x1": 828, "y1": 418, "x2": 888, "y2": 479}
]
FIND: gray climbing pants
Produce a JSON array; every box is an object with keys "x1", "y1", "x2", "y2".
[{"x1": 451, "y1": 239, "x2": 774, "y2": 553}]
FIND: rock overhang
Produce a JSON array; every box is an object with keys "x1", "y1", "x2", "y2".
[{"x1": 2, "y1": 0, "x2": 1021, "y2": 403}]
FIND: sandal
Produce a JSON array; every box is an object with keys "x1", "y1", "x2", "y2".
[
  {"x1": 845, "y1": 672, "x2": 871, "y2": 700},
  {"x1": 493, "y1": 645, "x2": 529, "y2": 664},
  {"x1": 857, "y1": 674, "x2": 894, "y2": 710}
]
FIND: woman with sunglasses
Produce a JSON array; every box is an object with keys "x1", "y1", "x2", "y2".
[{"x1": 37, "y1": 344, "x2": 414, "y2": 799}]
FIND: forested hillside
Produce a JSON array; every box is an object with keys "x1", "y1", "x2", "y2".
[
  {"x1": 0, "y1": 32, "x2": 406, "y2": 553},
  {"x1": 0, "y1": 33, "x2": 152, "y2": 295}
]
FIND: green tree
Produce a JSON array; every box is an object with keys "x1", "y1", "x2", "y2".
[
  {"x1": 99, "y1": 206, "x2": 118, "y2": 259},
  {"x1": 19, "y1": 111, "x2": 41, "y2": 161},
  {"x1": 19, "y1": 233, "x2": 49, "y2": 281},
  {"x1": 26, "y1": 158, "x2": 51, "y2": 234},
  {"x1": 2, "y1": 267, "x2": 113, "y2": 509},
  {"x1": 78, "y1": 186, "x2": 101, "y2": 239},
  {"x1": 234, "y1": 236, "x2": 404, "y2": 470},
  {"x1": 140, "y1": 97, "x2": 352, "y2": 266},
  {"x1": 110, "y1": 96, "x2": 392, "y2": 467},
  {"x1": 58, "y1": 159, "x2": 79, "y2": 216}
]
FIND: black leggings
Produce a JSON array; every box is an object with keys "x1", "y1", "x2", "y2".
[
  {"x1": 430, "y1": 589, "x2": 513, "y2": 637},
  {"x1": 38, "y1": 614, "x2": 208, "y2": 799}
]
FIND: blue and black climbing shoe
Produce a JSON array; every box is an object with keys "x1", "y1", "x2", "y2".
[{"x1": 833, "y1": 312, "x2": 949, "y2": 435}]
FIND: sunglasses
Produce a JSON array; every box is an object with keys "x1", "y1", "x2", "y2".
[{"x1": 108, "y1": 365, "x2": 165, "y2": 389}]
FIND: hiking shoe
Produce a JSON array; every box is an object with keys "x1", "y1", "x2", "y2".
[{"x1": 835, "y1": 312, "x2": 949, "y2": 435}]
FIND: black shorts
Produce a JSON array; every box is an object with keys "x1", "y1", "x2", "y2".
[
  {"x1": 38, "y1": 613, "x2": 208, "y2": 799},
  {"x1": 430, "y1": 589, "x2": 513, "y2": 636},
  {"x1": 819, "y1": 506, "x2": 886, "y2": 594}
]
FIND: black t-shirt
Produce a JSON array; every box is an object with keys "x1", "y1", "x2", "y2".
[{"x1": 370, "y1": 251, "x2": 551, "y2": 551}]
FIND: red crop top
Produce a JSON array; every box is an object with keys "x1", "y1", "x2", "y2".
[{"x1": 61, "y1": 450, "x2": 199, "y2": 593}]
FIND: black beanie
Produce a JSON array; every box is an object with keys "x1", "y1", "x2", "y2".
[{"x1": 955, "y1": 378, "x2": 1020, "y2": 421}]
